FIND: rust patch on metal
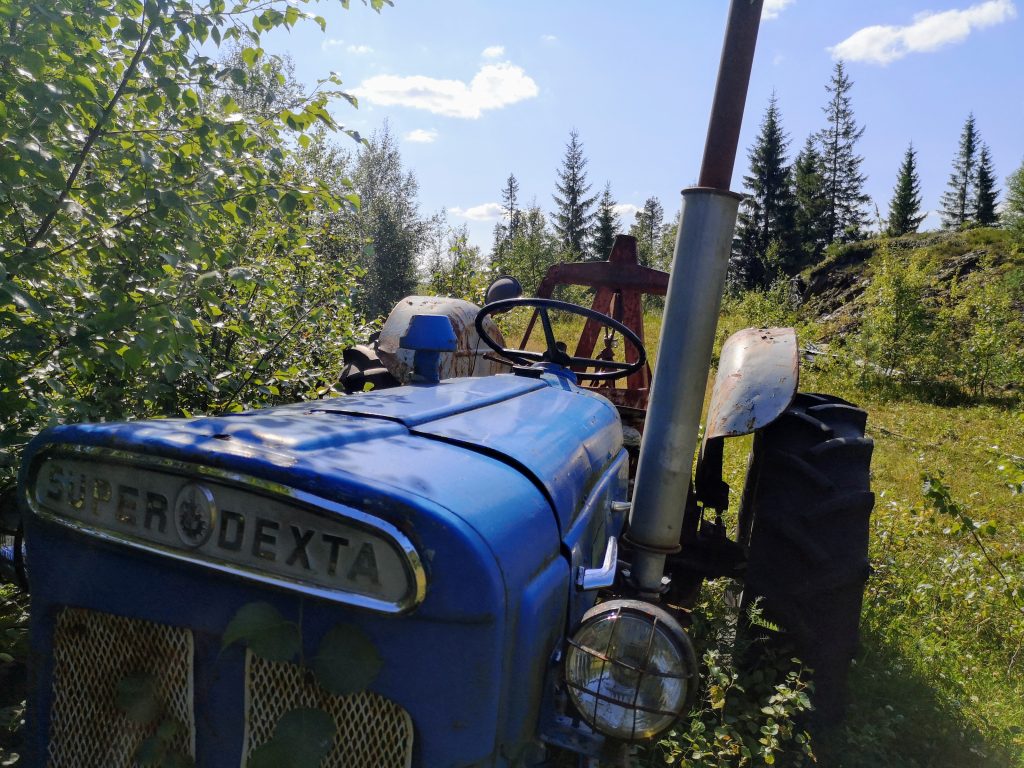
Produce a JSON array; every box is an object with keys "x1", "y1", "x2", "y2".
[{"x1": 704, "y1": 327, "x2": 799, "y2": 441}]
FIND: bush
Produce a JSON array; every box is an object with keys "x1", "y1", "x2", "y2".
[
  {"x1": 639, "y1": 581, "x2": 815, "y2": 767},
  {"x1": 724, "y1": 279, "x2": 800, "y2": 329},
  {"x1": 937, "y1": 274, "x2": 1024, "y2": 399},
  {"x1": 853, "y1": 245, "x2": 932, "y2": 382},
  {"x1": 0, "y1": 1, "x2": 384, "y2": 483}
]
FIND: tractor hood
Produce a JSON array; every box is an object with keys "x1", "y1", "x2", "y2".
[
  {"x1": 313, "y1": 373, "x2": 624, "y2": 531},
  {"x1": 23, "y1": 373, "x2": 623, "y2": 574}
]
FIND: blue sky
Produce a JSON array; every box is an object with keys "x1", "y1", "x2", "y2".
[{"x1": 263, "y1": 0, "x2": 1022, "y2": 253}]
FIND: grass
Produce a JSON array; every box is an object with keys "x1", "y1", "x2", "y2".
[
  {"x1": 716, "y1": 300, "x2": 1024, "y2": 767},
  {"x1": 798, "y1": 364, "x2": 1024, "y2": 767}
]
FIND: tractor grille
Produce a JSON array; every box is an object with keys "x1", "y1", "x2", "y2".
[
  {"x1": 244, "y1": 652, "x2": 414, "y2": 768},
  {"x1": 48, "y1": 607, "x2": 195, "y2": 767}
]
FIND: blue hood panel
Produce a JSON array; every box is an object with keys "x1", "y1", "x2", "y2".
[
  {"x1": 411, "y1": 380, "x2": 622, "y2": 531},
  {"x1": 311, "y1": 374, "x2": 547, "y2": 426},
  {"x1": 26, "y1": 373, "x2": 622, "y2": 536}
]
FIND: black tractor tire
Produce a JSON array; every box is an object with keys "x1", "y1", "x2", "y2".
[{"x1": 738, "y1": 392, "x2": 874, "y2": 725}]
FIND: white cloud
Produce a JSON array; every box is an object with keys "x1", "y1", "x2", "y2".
[
  {"x1": 829, "y1": 0, "x2": 1017, "y2": 65},
  {"x1": 449, "y1": 202, "x2": 505, "y2": 221},
  {"x1": 404, "y1": 128, "x2": 438, "y2": 143},
  {"x1": 481, "y1": 45, "x2": 505, "y2": 59},
  {"x1": 321, "y1": 38, "x2": 345, "y2": 51},
  {"x1": 353, "y1": 62, "x2": 539, "y2": 119},
  {"x1": 541, "y1": 34, "x2": 558, "y2": 43},
  {"x1": 347, "y1": 44, "x2": 374, "y2": 55},
  {"x1": 762, "y1": 0, "x2": 795, "y2": 21},
  {"x1": 613, "y1": 203, "x2": 641, "y2": 223}
]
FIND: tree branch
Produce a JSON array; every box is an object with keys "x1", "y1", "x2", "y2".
[{"x1": 18, "y1": 1, "x2": 164, "y2": 259}]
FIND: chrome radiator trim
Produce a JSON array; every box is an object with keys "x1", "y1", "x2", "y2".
[{"x1": 26, "y1": 446, "x2": 427, "y2": 613}]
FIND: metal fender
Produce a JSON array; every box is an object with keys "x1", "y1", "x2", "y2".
[{"x1": 704, "y1": 327, "x2": 799, "y2": 440}]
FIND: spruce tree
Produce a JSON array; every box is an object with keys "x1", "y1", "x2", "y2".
[
  {"x1": 817, "y1": 61, "x2": 869, "y2": 245},
  {"x1": 591, "y1": 183, "x2": 620, "y2": 261},
  {"x1": 731, "y1": 94, "x2": 798, "y2": 289},
  {"x1": 940, "y1": 114, "x2": 979, "y2": 229},
  {"x1": 792, "y1": 136, "x2": 830, "y2": 269},
  {"x1": 630, "y1": 196, "x2": 664, "y2": 267},
  {"x1": 974, "y1": 144, "x2": 999, "y2": 226},
  {"x1": 491, "y1": 204, "x2": 560, "y2": 292},
  {"x1": 491, "y1": 173, "x2": 522, "y2": 264},
  {"x1": 886, "y1": 143, "x2": 926, "y2": 237},
  {"x1": 552, "y1": 129, "x2": 597, "y2": 258},
  {"x1": 501, "y1": 173, "x2": 521, "y2": 239}
]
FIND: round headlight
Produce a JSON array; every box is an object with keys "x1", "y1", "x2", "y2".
[{"x1": 564, "y1": 599, "x2": 698, "y2": 741}]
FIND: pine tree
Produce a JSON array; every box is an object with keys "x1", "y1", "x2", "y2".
[
  {"x1": 817, "y1": 61, "x2": 869, "y2": 245},
  {"x1": 591, "y1": 183, "x2": 620, "y2": 261},
  {"x1": 886, "y1": 143, "x2": 926, "y2": 237},
  {"x1": 940, "y1": 114, "x2": 980, "y2": 229},
  {"x1": 552, "y1": 129, "x2": 597, "y2": 258},
  {"x1": 974, "y1": 144, "x2": 999, "y2": 226},
  {"x1": 501, "y1": 173, "x2": 521, "y2": 239},
  {"x1": 792, "y1": 137, "x2": 830, "y2": 269},
  {"x1": 491, "y1": 173, "x2": 521, "y2": 264},
  {"x1": 630, "y1": 196, "x2": 664, "y2": 267},
  {"x1": 731, "y1": 94, "x2": 798, "y2": 289}
]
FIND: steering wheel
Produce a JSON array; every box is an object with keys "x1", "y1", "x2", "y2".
[{"x1": 474, "y1": 297, "x2": 647, "y2": 382}]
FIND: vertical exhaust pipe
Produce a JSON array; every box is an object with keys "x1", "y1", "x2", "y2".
[{"x1": 628, "y1": 0, "x2": 764, "y2": 593}]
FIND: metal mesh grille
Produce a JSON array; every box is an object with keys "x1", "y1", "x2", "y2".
[
  {"x1": 48, "y1": 607, "x2": 195, "y2": 767},
  {"x1": 244, "y1": 652, "x2": 414, "y2": 768}
]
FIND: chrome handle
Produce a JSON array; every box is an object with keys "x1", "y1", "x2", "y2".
[{"x1": 576, "y1": 536, "x2": 618, "y2": 590}]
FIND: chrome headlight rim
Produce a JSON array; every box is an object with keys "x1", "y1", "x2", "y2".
[{"x1": 564, "y1": 598, "x2": 699, "y2": 742}]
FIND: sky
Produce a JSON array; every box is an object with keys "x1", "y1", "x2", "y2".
[{"x1": 262, "y1": 0, "x2": 1023, "y2": 254}]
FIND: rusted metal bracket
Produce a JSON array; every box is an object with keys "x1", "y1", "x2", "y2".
[{"x1": 521, "y1": 234, "x2": 668, "y2": 412}]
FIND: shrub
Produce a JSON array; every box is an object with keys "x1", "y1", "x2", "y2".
[
  {"x1": 639, "y1": 581, "x2": 815, "y2": 767},
  {"x1": 853, "y1": 246, "x2": 933, "y2": 382}
]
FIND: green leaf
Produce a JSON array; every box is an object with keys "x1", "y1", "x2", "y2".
[
  {"x1": 227, "y1": 267, "x2": 254, "y2": 283},
  {"x1": 248, "y1": 708, "x2": 336, "y2": 768},
  {"x1": 164, "y1": 362, "x2": 184, "y2": 382},
  {"x1": 73, "y1": 74, "x2": 98, "y2": 98},
  {"x1": 0, "y1": 282, "x2": 47, "y2": 317},
  {"x1": 278, "y1": 193, "x2": 298, "y2": 214},
  {"x1": 222, "y1": 602, "x2": 299, "y2": 662},
  {"x1": 312, "y1": 624, "x2": 382, "y2": 696},
  {"x1": 116, "y1": 673, "x2": 161, "y2": 725}
]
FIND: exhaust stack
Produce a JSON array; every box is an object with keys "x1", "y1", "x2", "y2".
[{"x1": 628, "y1": 0, "x2": 764, "y2": 593}]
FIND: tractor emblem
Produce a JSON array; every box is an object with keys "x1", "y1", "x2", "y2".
[{"x1": 173, "y1": 483, "x2": 217, "y2": 548}]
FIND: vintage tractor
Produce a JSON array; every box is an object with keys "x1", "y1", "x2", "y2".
[{"x1": 15, "y1": 1, "x2": 873, "y2": 765}]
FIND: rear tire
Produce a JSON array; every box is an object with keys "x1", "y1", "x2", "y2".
[{"x1": 739, "y1": 393, "x2": 874, "y2": 724}]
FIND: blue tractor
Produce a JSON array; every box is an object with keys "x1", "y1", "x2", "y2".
[{"x1": 12, "y1": 1, "x2": 874, "y2": 765}]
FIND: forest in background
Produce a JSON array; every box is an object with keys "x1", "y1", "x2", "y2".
[{"x1": 2, "y1": 0, "x2": 1023, "y2": 487}]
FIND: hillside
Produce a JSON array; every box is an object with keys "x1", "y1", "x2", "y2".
[{"x1": 797, "y1": 227, "x2": 1023, "y2": 340}]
